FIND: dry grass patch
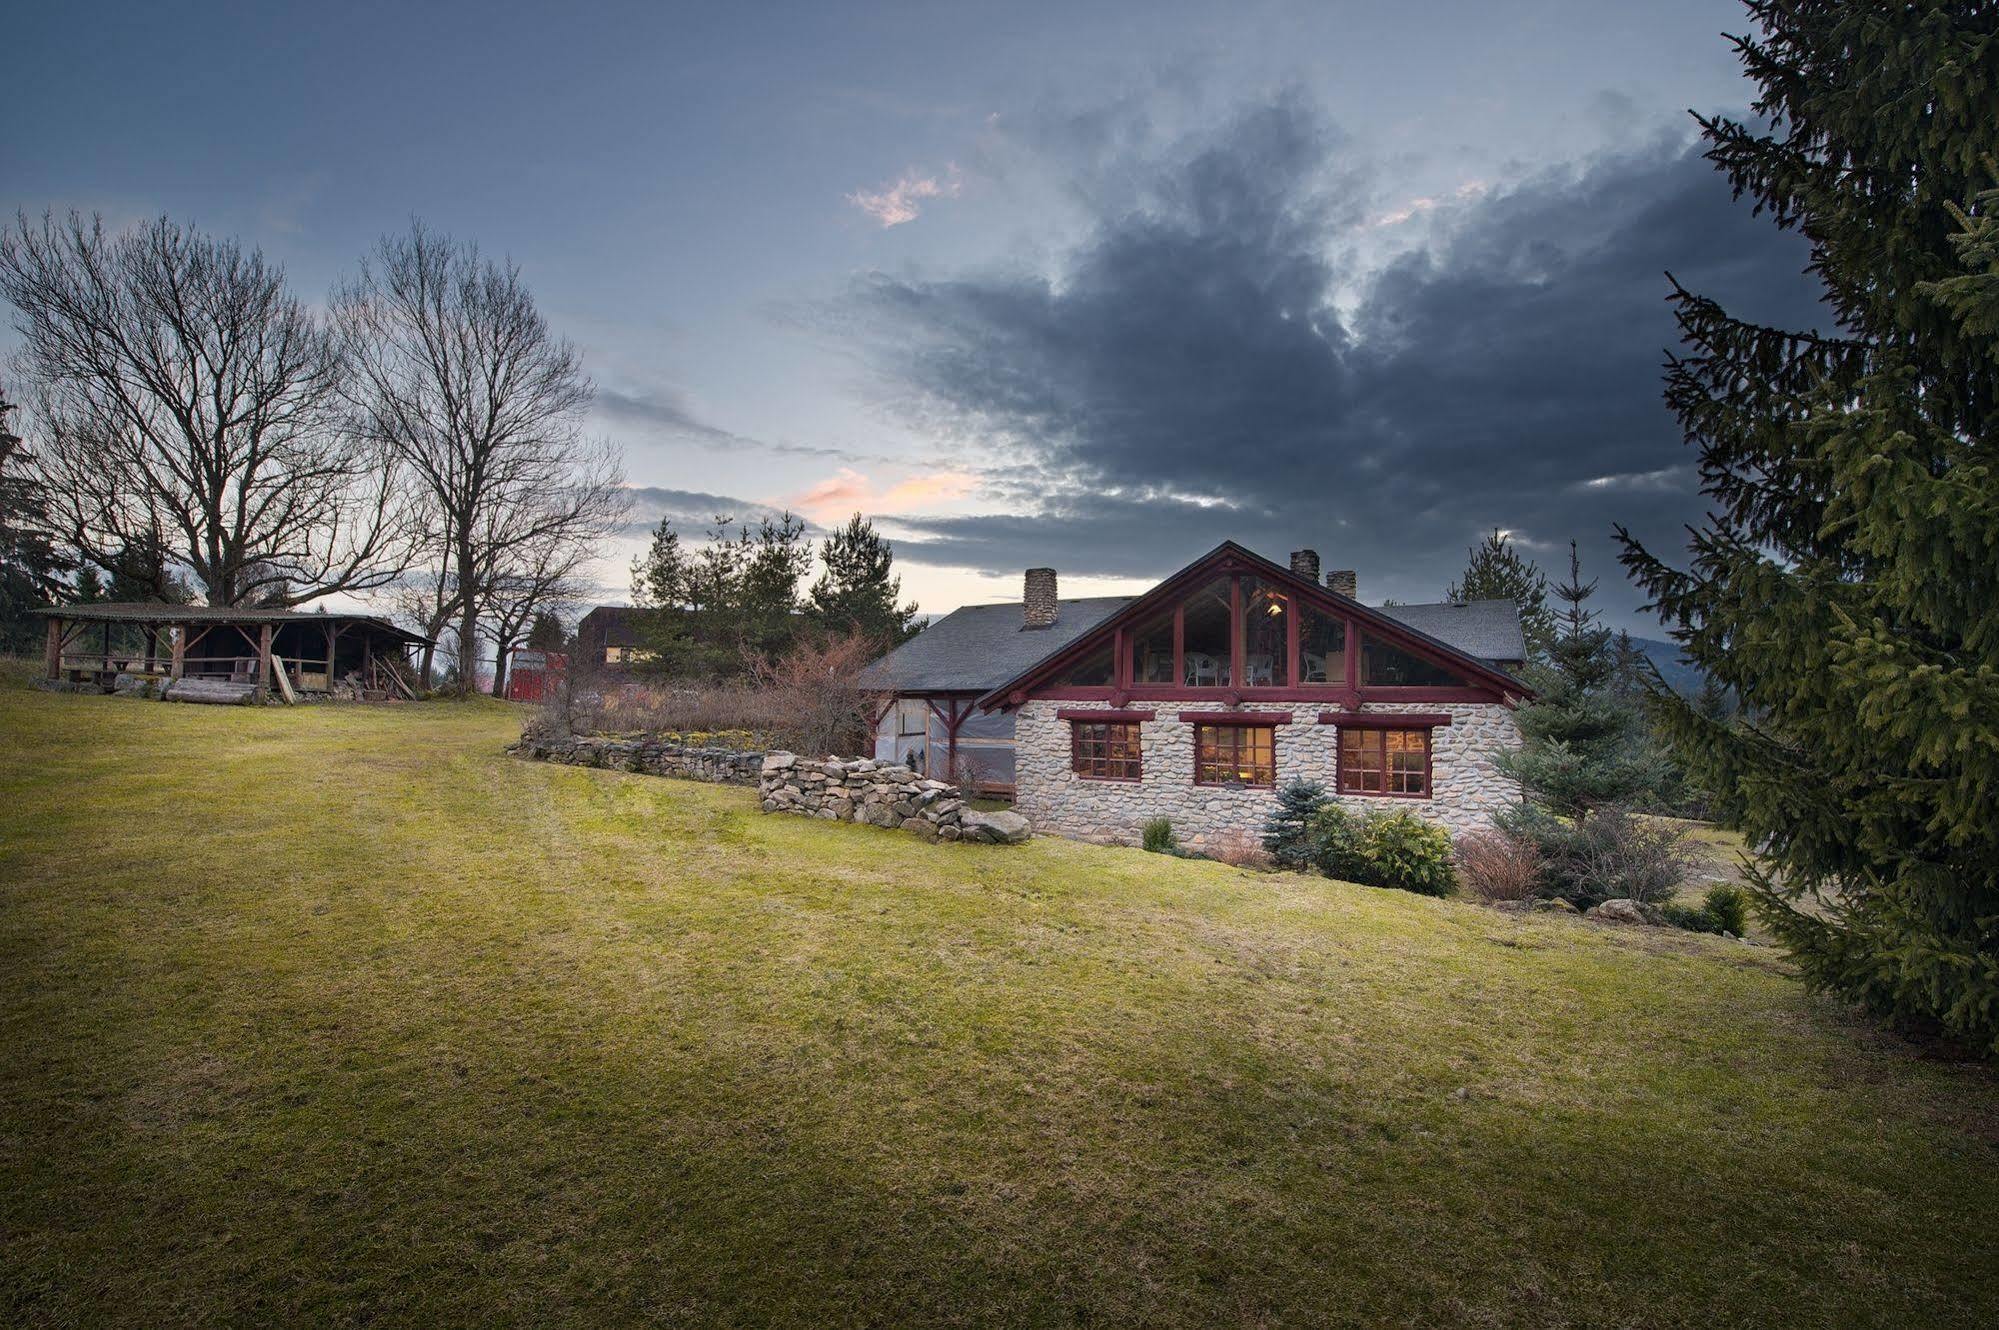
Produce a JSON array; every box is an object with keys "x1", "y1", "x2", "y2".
[{"x1": 0, "y1": 677, "x2": 1994, "y2": 1328}]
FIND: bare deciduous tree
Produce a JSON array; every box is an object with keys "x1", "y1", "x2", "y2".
[
  {"x1": 482, "y1": 520, "x2": 599, "y2": 699},
  {"x1": 0, "y1": 212, "x2": 414, "y2": 606},
  {"x1": 335, "y1": 223, "x2": 624, "y2": 694}
]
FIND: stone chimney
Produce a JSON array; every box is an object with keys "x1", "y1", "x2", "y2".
[
  {"x1": 1023, "y1": 568, "x2": 1059, "y2": 628},
  {"x1": 1326, "y1": 569, "x2": 1358, "y2": 600},
  {"x1": 1288, "y1": 549, "x2": 1321, "y2": 582}
]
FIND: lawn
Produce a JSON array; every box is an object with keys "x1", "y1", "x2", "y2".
[{"x1": 2, "y1": 677, "x2": 1994, "y2": 1328}]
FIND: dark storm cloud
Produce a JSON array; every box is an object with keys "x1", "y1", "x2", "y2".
[
  {"x1": 850, "y1": 99, "x2": 1825, "y2": 618},
  {"x1": 621, "y1": 485, "x2": 823, "y2": 537},
  {"x1": 599, "y1": 386, "x2": 906, "y2": 466}
]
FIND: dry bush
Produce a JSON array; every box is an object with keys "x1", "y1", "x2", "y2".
[
  {"x1": 748, "y1": 633, "x2": 883, "y2": 757},
  {"x1": 546, "y1": 634, "x2": 884, "y2": 757},
  {"x1": 1454, "y1": 830, "x2": 1543, "y2": 903},
  {"x1": 1209, "y1": 828, "x2": 1274, "y2": 870}
]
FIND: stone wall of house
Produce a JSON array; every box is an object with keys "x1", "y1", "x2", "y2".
[
  {"x1": 510, "y1": 733, "x2": 766, "y2": 785},
  {"x1": 1013, "y1": 699, "x2": 1521, "y2": 850},
  {"x1": 757, "y1": 753, "x2": 1030, "y2": 844}
]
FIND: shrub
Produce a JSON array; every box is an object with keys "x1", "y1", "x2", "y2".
[
  {"x1": 1704, "y1": 883, "x2": 1748, "y2": 936},
  {"x1": 1454, "y1": 829, "x2": 1543, "y2": 903},
  {"x1": 1497, "y1": 804, "x2": 1690, "y2": 910},
  {"x1": 1306, "y1": 803, "x2": 1366, "y2": 882},
  {"x1": 1209, "y1": 828, "x2": 1273, "y2": 871},
  {"x1": 1661, "y1": 902, "x2": 1725, "y2": 934},
  {"x1": 1308, "y1": 804, "x2": 1455, "y2": 897},
  {"x1": 1141, "y1": 817, "x2": 1177, "y2": 855},
  {"x1": 1359, "y1": 812, "x2": 1456, "y2": 897},
  {"x1": 1261, "y1": 778, "x2": 1328, "y2": 869}
]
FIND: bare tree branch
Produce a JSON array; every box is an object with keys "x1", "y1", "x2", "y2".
[{"x1": 0, "y1": 211, "x2": 417, "y2": 606}]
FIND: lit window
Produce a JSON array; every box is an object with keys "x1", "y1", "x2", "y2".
[
  {"x1": 1239, "y1": 578, "x2": 1290, "y2": 686},
  {"x1": 1339, "y1": 728, "x2": 1431, "y2": 797},
  {"x1": 1071, "y1": 721, "x2": 1142, "y2": 780},
  {"x1": 1193, "y1": 724, "x2": 1275, "y2": 787}
]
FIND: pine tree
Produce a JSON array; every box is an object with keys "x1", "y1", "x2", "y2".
[
  {"x1": 1496, "y1": 543, "x2": 1658, "y2": 820},
  {"x1": 808, "y1": 513, "x2": 920, "y2": 649},
  {"x1": 525, "y1": 611, "x2": 565, "y2": 652},
  {"x1": 1447, "y1": 528, "x2": 1555, "y2": 658},
  {"x1": 1616, "y1": 3, "x2": 1999, "y2": 1050}
]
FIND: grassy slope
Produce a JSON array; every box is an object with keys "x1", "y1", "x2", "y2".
[{"x1": 1, "y1": 678, "x2": 1993, "y2": 1328}]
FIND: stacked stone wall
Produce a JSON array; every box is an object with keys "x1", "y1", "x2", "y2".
[
  {"x1": 510, "y1": 733, "x2": 765, "y2": 784},
  {"x1": 757, "y1": 753, "x2": 1030, "y2": 844},
  {"x1": 1013, "y1": 700, "x2": 1521, "y2": 850}
]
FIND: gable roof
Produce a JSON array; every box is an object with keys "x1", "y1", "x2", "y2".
[
  {"x1": 1377, "y1": 599, "x2": 1526, "y2": 665},
  {"x1": 35, "y1": 602, "x2": 430, "y2": 645},
  {"x1": 972, "y1": 541, "x2": 1530, "y2": 709},
  {"x1": 857, "y1": 597, "x2": 1132, "y2": 693}
]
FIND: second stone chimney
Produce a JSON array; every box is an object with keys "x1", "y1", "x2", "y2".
[
  {"x1": 1023, "y1": 567, "x2": 1059, "y2": 628},
  {"x1": 1289, "y1": 549, "x2": 1321, "y2": 582},
  {"x1": 1326, "y1": 569, "x2": 1358, "y2": 600}
]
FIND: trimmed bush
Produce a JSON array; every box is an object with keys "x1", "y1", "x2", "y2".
[{"x1": 1141, "y1": 817, "x2": 1178, "y2": 855}]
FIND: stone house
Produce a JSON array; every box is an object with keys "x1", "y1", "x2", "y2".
[{"x1": 860, "y1": 541, "x2": 1529, "y2": 847}]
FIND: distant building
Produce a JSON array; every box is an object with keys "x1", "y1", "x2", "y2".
[{"x1": 574, "y1": 606, "x2": 651, "y2": 674}]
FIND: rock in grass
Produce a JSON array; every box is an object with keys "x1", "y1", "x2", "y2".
[
  {"x1": 1587, "y1": 898, "x2": 1666, "y2": 927},
  {"x1": 959, "y1": 810, "x2": 1031, "y2": 845}
]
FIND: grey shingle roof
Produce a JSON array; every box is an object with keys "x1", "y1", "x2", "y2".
[
  {"x1": 861, "y1": 592, "x2": 1526, "y2": 694},
  {"x1": 1376, "y1": 599, "x2": 1526, "y2": 665},
  {"x1": 858, "y1": 597, "x2": 1133, "y2": 692},
  {"x1": 35, "y1": 602, "x2": 430, "y2": 643}
]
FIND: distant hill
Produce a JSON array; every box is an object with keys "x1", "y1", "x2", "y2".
[{"x1": 1629, "y1": 635, "x2": 1705, "y2": 697}]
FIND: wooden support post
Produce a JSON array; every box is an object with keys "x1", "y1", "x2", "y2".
[
  {"x1": 363, "y1": 636, "x2": 374, "y2": 693},
  {"x1": 170, "y1": 625, "x2": 185, "y2": 680},
  {"x1": 101, "y1": 621, "x2": 112, "y2": 677},
  {"x1": 143, "y1": 626, "x2": 157, "y2": 673},
  {"x1": 255, "y1": 623, "x2": 272, "y2": 702},
  {"x1": 44, "y1": 617, "x2": 61, "y2": 680},
  {"x1": 325, "y1": 623, "x2": 336, "y2": 688}
]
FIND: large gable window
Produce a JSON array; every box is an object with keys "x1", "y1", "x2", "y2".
[
  {"x1": 1339, "y1": 727, "x2": 1431, "y2": 797},
  {"x1": 1194, "y1": 723, "x2": 1275, "y2": 787},
  {"x1": 1055, "y1": 643, "x2": 1115, "y2": 687},
  {"x1": 1071, "y1": 721, "x2": 1142, "y2": 780},
  {"x1": 1299, "y1": 602, "x2": 1346, "y2": 686},
  {"x1": 1240, "y1": 578, "x2": 1290, "y2": 687},
  {"x1": 1130, "y1": 612, "x2": 1175, "y2": 685},
  {"x1": 1180, "y1": 578, "x2": 1234, "y2": 687},
  {"x1": 1359, "y1": 633, "x2": 1468, "y2": 688}
]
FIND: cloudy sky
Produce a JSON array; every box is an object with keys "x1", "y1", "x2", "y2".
[{"x1": 5, "y1": 0, "x2": 1825, "y2": 630}]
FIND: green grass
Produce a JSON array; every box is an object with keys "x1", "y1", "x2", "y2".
[{"x1": 2, "y1": 678, "x2": 1994, "y2": 1328}]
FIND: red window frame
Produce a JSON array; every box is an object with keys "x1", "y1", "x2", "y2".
[
  {"x1": 1070, "y1": 720, "x2": 1143, "y2": 781},
  {"x1": 1193, "y1": 723, "x2": 1276, "y2": 788},
  {"x1": 1338, "y1": 727, "x2": 1432, "y2": 798}
]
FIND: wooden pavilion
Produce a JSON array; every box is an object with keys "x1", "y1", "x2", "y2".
[{"x1": 34, "y1": 603, "x2": 429, "y2": 704}]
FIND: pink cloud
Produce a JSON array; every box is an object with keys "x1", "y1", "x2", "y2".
[
  {"x1": 789, "y1": 468, "x2": 975, "y2": 522},
  {"x1": 847, "y1": 166, "x2": 962, "y2": 227}
]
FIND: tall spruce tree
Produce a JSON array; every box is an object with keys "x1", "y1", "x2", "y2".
[
  {"x1": 1496, "y1": 542, "x2": 1658, "y2": 820},
  {"x1": 1447, "y1": 528, "x2": 1555, "y2": 658},
  {"x1": 1617, "y1": 2, "x2": 1999, "y2": 1049},
  {"x1": 807, "y1": 513, "x2": 919, "y2": 649},
  {"x1": 0, "y1": 390, "x2": 70, "y2": 652}
]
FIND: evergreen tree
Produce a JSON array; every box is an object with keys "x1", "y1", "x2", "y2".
[
  {"x1": 738, "y1": 512, "x2": 812, "y2": 659},
  {"x1": 1617, "y1": 3, "x2": 1999, "y2": 1049},
  {"x1": 72, "y1": 563, "x2": 106, "y2": 603},
  {"x1": 1447, "y1": 528, "x2": 1555, "y2": 658},
  {"x1": 525, "y1": 610, "x2": 566, "y2": 653},
  {"x1": 627, "y1": 512, "x2": 811, "y2": 677},
  {"x1": 0, "y1": 390, "x2": 70, "y2": 652},
  {"x1": 1261, "y1": 777, "x2": 1328, "y2": 869},
  {"x1": 808, "y1": 513, "x2": 920, "y2": 649},
  {"x1": 1496, "y1": 542, "x2": 1658, "y2": 820}
]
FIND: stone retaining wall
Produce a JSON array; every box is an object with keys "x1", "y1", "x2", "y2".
[
  {"x1": 757, "y1": 753, "x2": 1030, "y2": 844},
  {"x1": 510, "y1": 733, "x2": 766, "y2": 785}
]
